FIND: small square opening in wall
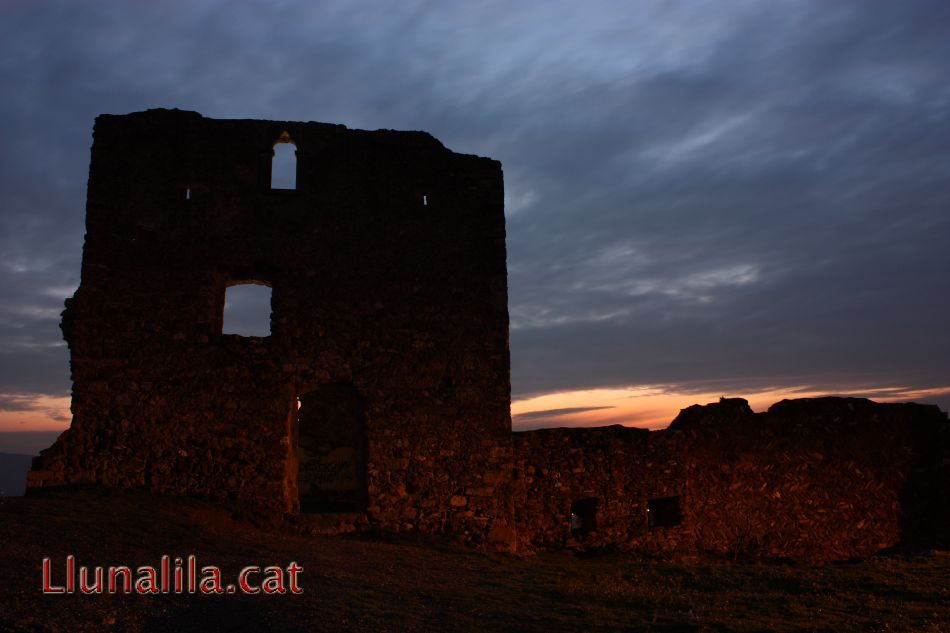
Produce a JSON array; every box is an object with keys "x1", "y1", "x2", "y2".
[
  {"x1": 570, "y1": 497, "x2": 598, "y2": 537},
  {"x1": 647, "y1": 496, "x2": 682, "y2": 529},
  {"x1": 222, "y1": 281, "x2": 272, "y2": 337}
]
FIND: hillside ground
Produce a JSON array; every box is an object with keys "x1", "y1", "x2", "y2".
[{"x1": 0, "y1": 489, "x2": 947, "y2": 632}]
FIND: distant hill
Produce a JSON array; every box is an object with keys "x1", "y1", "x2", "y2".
[
  {"x1": 0, "y1": 453, "x2": 33, "y2": 496},
  {"x1": 0, "y1": 430, "x2": 61, "y2": 455}
]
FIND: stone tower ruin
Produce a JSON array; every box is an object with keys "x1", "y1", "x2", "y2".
[{"x1": 29, "y1": 109, "x2": 517, "y2": 544}]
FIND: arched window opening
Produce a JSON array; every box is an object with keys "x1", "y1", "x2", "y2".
[
  {"x1": 271, "y1": 131, "x2": 297, "y2": 190},
  {"x1": 222, "y1": 281, "x2": 272, "y2": 336}
]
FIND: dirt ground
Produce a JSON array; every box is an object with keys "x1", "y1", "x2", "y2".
[{"x1": 0, "y1": 489, "x2": 947, "y2": 632}]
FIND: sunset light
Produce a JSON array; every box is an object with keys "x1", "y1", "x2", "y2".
[
  {"x1": 512, "y1": 384, "x2": 950, "y2": 431},
  {"x1": 0, "y1": 394, "x2": 71, "y2": 433},
  {"x1": 1, "y1": 2, "x2": 949, "y2": 630}
]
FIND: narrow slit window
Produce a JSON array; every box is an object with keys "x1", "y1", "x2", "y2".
[
  {"x1": 222, "y1": 281, "x2": 272, "y2": 336},
  {"x1": 271, "y1": 133, "x2": 297, "y2": 190},
  {"x1": 422, "y1": 194, "x2": 428, "y2": 206},
  {"x1": 185, "y1": 187, "x2": 191, "y2": 200}
]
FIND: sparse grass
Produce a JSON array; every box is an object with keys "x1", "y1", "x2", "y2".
[{"x1": 0, "y1": 489, "x2": 947, "y2": 632}]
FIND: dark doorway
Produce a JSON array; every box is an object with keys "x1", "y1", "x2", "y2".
[{"x1": 296, "y1": 383, "x2": 368, "y2": 513}]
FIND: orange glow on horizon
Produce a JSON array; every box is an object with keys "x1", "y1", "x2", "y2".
[
  {"x1": 0, "y1": 394, "x2": 71, "y2": 433},
  {"x1": 511, "y1": 384, "x2": 950, "y2": 431},
  {"x1": 3, "y1": 385, "x2": 949, "y2": 435}
]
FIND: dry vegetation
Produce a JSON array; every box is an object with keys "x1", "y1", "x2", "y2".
[{"x1": 0, "y1": 489, "x2": 947, "y2": 632}]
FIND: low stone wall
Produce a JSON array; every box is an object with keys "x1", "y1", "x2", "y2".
[
  {"x1": 33, "y1": 395, "x2": 948, "y2": 558},
  {"x1": 512, "y1": 397, "x2": 949, "y2": 560}
]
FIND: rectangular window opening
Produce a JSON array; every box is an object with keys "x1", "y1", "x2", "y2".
[
  {"x1": 570, "y1": 497, "x2": 598, "y2": 537},
  {"x1": 222, "y1": 281, "x2": 272, "y2": 337},
  {"x1": 647, "y1": 495, "x2": 682, "y2": 529}
]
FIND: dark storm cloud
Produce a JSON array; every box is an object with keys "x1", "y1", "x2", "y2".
[{"x1": 0, "y1": 1, "x2": 948, "y2": 418}]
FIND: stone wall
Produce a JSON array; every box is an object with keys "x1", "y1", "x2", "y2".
[
  {"x1": 513, "y1": 397, "x2": 949, "y2": 560},
  {"x1": 28, "y1": 109, "x2": 516, "y2": 546}
]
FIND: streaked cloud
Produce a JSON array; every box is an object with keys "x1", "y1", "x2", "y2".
[
  {"x1": 0, "y1": 0, "x2": 948, "y2": 435},
  {"x1": 513, "y1": 406, "x2": 616, "y2": 423},
  {"x1": 0, "y1": 392, "x2": 71, "y2": 433}
]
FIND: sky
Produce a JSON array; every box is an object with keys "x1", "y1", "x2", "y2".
[{"x1": 1, "y1": 0, "x2": 949, "y2": 452}]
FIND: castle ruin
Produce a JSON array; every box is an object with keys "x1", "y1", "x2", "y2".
[{"x1": 29, "y1": 110, "x2": 949, "y2": 559}]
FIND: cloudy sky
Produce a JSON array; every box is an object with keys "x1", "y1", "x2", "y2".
[{"x1": 1, "y1": 0, "x2": 948, "y2": 451}]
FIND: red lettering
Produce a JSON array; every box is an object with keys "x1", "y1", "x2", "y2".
[
  {"x1": 287, "y1": 561, "x2": 303, "y2": 594},
  {"x1": 161, "y1": 555, "x2": 170, "y2": 593},
  {"x1": 239, "y1": 566, "x2": 260, "y2": 594},
  {"x1": 188, "y1": 555, "x2": 197, "y2": 593},
  {"x1": 135, "y1": 567, "x2": 160, "y2": 594},
  {"x1": 108, "y1": 566, "x2": 133, "y2": 593},
  {"x1": 79, "y1": 566, "x2": 103, "y2": 594},
  {"x1": 199, "y1": 567, "x2": 224, "y2": 594},
  {"x1": 173, "y1": 557, "x2": 183, "y2": 593},
  {"x1": 42, "y1": 557, "x2": 65, "y2": 594},
  {"x1": 66, "y1": 555, "x2": 75, "y2": 593},
  {"x1": 261, "y1": 566, "x2": 285, "y2": 594}
]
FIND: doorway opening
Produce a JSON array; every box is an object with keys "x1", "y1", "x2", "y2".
[{"x1": 295, "y1": 383, "x2": 368, "y2": 513}]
